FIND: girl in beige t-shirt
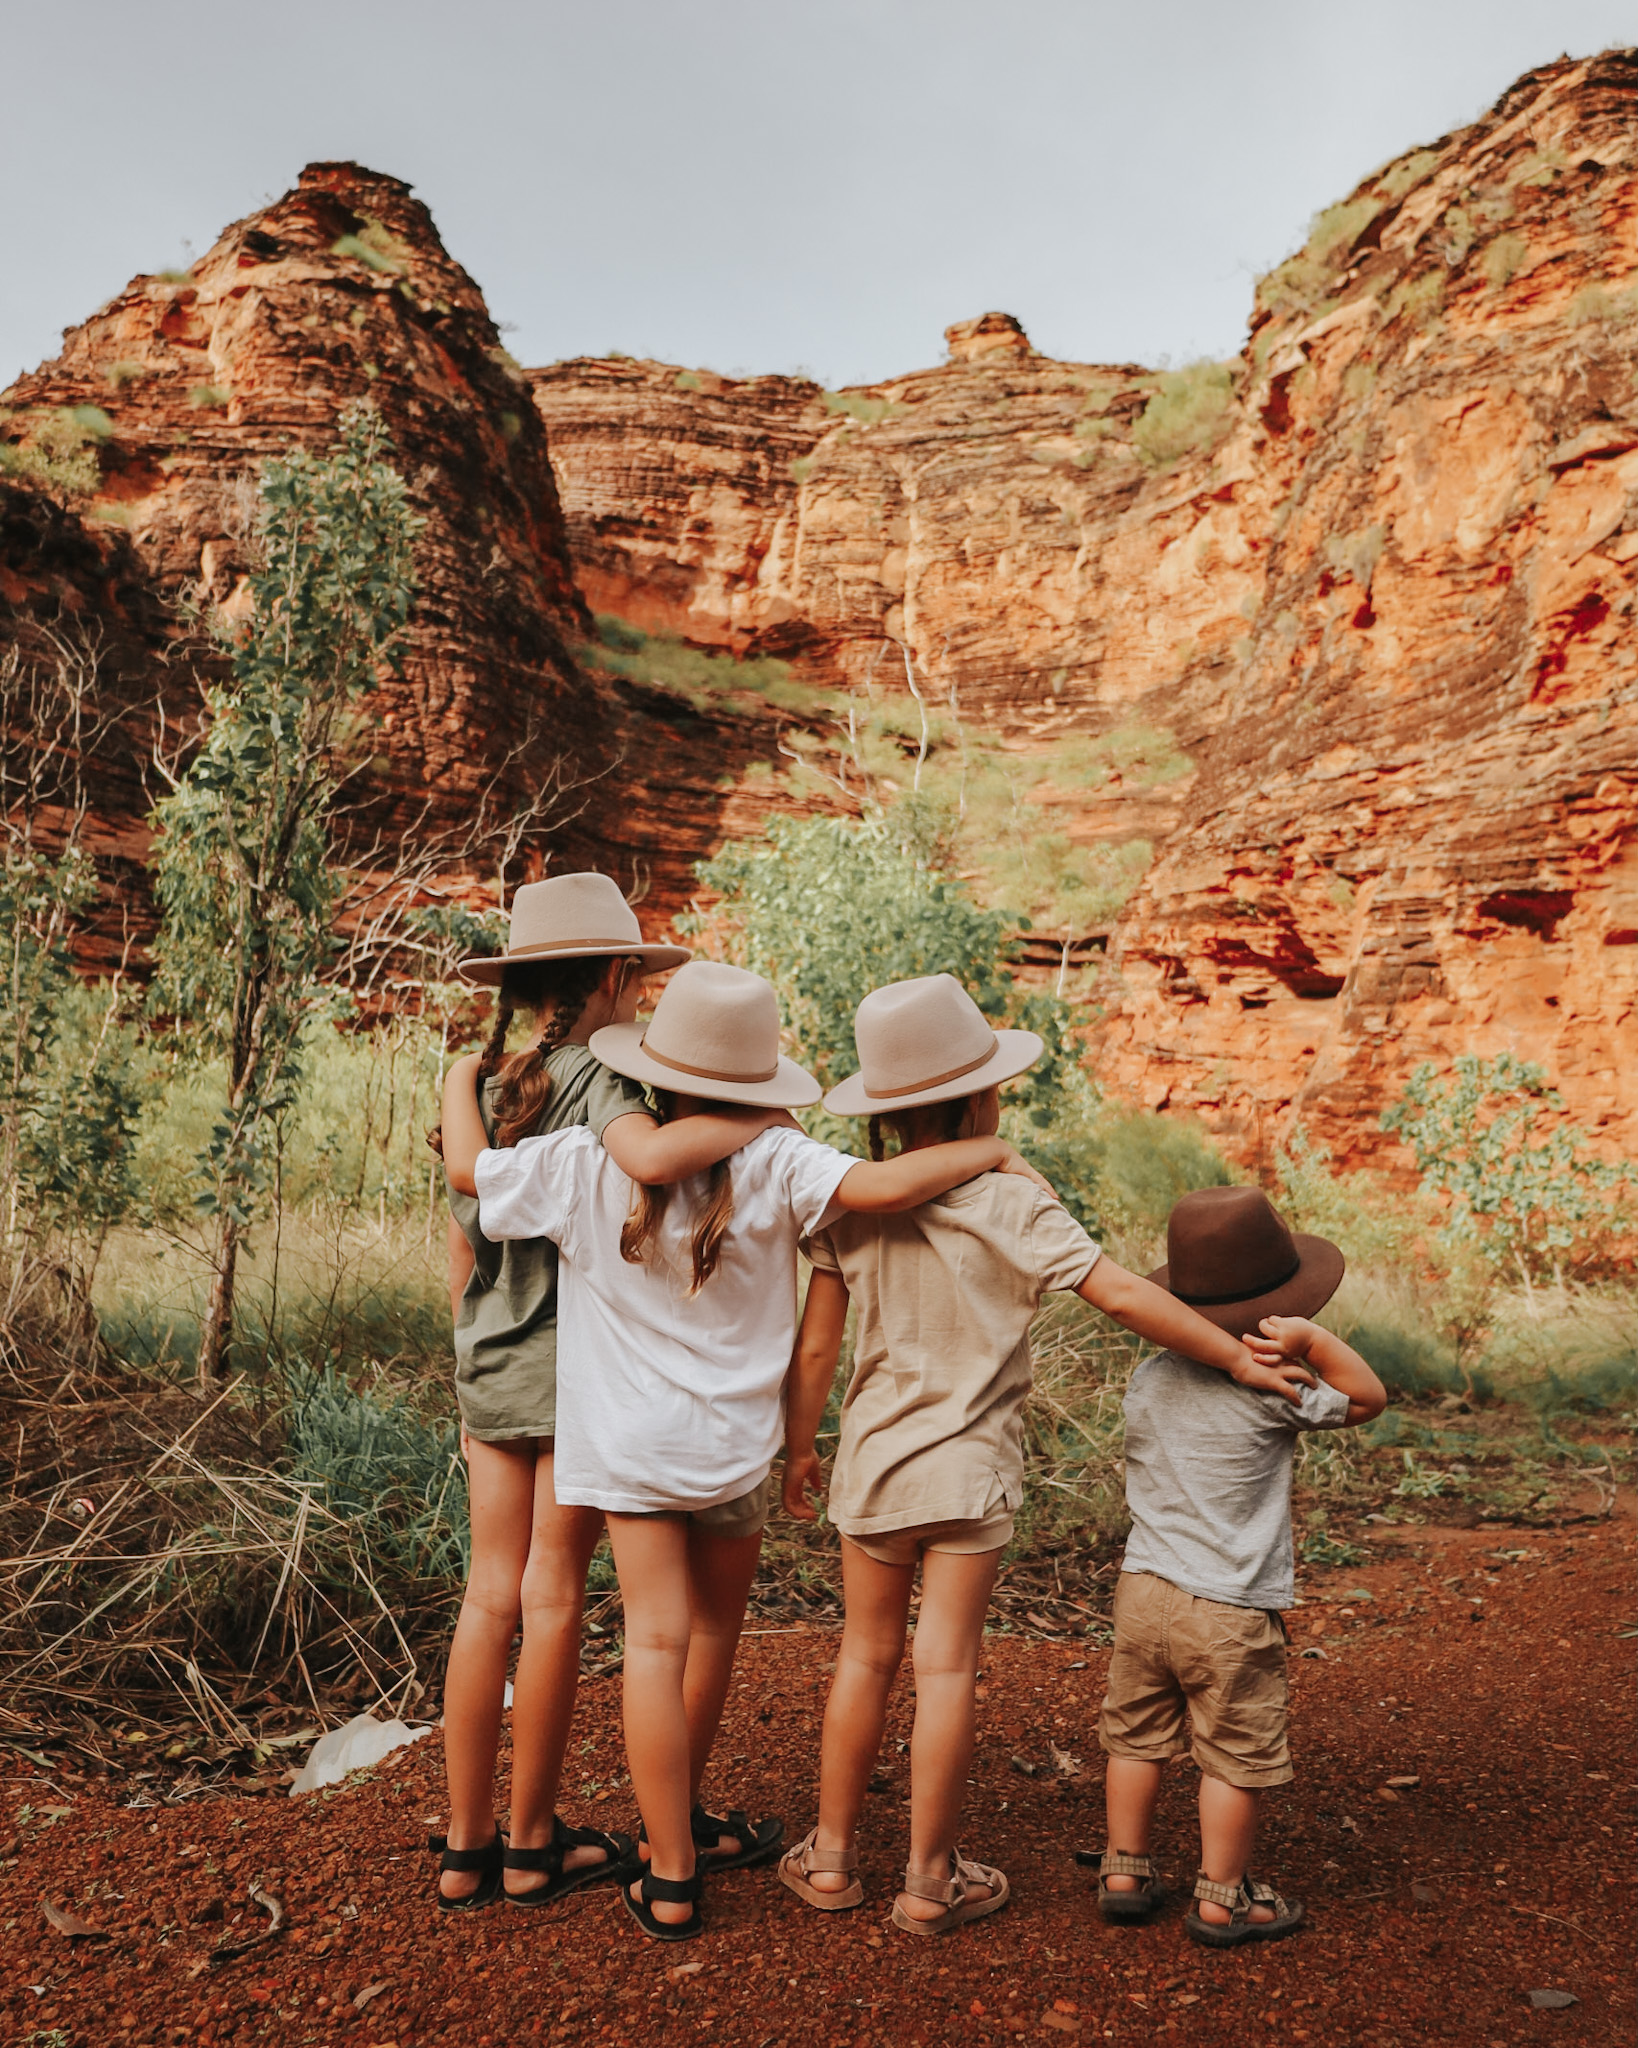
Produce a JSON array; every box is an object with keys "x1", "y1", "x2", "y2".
[{"x1": 778, "y1": 976, "x2": 1316, "y2": 1938}]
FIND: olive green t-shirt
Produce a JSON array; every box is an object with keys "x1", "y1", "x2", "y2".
[{"x1": 445, "y1": 1045, "x2": 649, "y2": 1441}]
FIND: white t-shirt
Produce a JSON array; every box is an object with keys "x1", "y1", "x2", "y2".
[{"x1": 474, "y1": 1124, "x2": 856, "y2": 1513}]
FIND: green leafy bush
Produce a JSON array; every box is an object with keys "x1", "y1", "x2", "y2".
[
  {"x1": 1381, "y1": 1054, "x2": 1629, "y2": 1282},
  {"x1": 582, "y1": 613, "x2": 837, "y2": 718},
  {"x1": 1131, "y1": 362, "x2": 1236, "y2": 467}
]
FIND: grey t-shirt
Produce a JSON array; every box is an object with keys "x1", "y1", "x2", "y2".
[
  {"x1": 1120, "y1": 1348, "x2": 1351, "y2": 1611},
  {"x1": 445, "y1": 1046, "x2": 648, "y2": 1441}
]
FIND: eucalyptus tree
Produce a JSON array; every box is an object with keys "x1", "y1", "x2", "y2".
[{"x1": 149, "y1": 404, "x2": 421, "y2": 1379}]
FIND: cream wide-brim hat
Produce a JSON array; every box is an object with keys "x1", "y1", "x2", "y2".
[
  {"x1": 823, "y1": 973, "x2": 1043, "y2": 1116},
  {"x1": 590, "y1": 959, "x2": 822, "y2": 1109},
  {"x1": 458, "y1": 871, "x2": 691, "y2": 987}
]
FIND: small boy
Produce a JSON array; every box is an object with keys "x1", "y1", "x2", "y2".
[{"x1": 1091, "y1": 1184, "x2": 1386, "y2": 1949}]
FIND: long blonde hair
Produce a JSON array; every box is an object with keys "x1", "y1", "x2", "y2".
[{"x1": 619, "y1": 1095, "x2": 736, "y2": 1294}]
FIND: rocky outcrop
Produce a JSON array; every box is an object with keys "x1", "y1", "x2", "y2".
[
  {"x1": 1, "y1": 163, "x2": 791, "y2": 933},
  {"x1": 532, "y1": 53, "x2": 1638, "y2": 1164}
]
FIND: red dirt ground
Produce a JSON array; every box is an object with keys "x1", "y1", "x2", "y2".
[{"x1": 3, "y1": 1513, "x2": 1633, "y2": 2048}]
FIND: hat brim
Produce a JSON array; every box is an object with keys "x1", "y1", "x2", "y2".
[
  {"x1": 457, "y1": 941, "x2": 692, "y2": 988},
  {"x1": 822, "y1": 1029, "x2": 1044, "y2": 1117},
  {"x1": 588, "y1": 1021, "x2": 822, "y2": 1108},
  {"x1": 1146, "y1": 1233, "x2": 1347, "y2": 1337}
]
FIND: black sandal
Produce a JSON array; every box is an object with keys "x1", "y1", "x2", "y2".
[
  {"x1": 505, "y1": 1815, "x2": 635, "y2": 1908},
  {"x1": 622, "y1": 1866, "x2": 704, "y2": 1943},
  {"x1": 428, "y1": 1830, "x2": 505, "y2": 1913},
  {"x1": 690, "y1": 1802, "x2": 783, "y2": 1871},
  {"x1": 637, "y1": 1802, "x2": 784, "y2": 1872}
]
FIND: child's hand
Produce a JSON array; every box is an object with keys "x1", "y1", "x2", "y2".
[
  {"x1": 1229, "y1": 1339, "x2": 1318, "y2": 1405},
  {"x1": 782, "y1": 1448, "x2": 823, "y2": 1521},
  {"x1": 994, "y1": 1143, "x2": 1059, "y2": 1198},
  {"x1": 1255, "y1": 1314, "x2": 1321, "y2": 1359}
]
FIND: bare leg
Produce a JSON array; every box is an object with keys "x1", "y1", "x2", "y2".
[
  {"x1": 605, "y1": 1512, "x2": 696, "y2": 1926},
  {"x1": 682, "y1": 1524, "x2": 763, "y2": 1841},
  {"x1": 1195, "y1": 1775, "x2": 1274, "y2": 1924},
  {"x1": 807, "y1": 1538, "x2": 916, "y2": 1892},
  {"x1": 439, "y1": 1437, "x2": 536, "y2": 1901},
  {"x1": 504, "y1": 1443, "x2": 610, "y2": 1896},
  {"x1": 1102, "y1": 1756, "x2": 1165, "y2": 1893},
  {"x1": 897, "y1": 1546, "x2": 1002, "y2": 1923}
]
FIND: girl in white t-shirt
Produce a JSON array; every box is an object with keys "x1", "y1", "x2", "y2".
[{"x1": 445, "y1": 961, "x2": 1050, "y2": 1943}]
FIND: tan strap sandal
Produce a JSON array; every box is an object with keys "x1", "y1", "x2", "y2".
[
  {"x1": 778, "y1": 1828, "x2": 864, "y2": 1912},
  {"x1": 1075, "y1": 1846, "x2": 1167, "y2": 1924},
  {"x1": 890, "y1": 1849, "x2": 1010, "y2": 1938},
  {"x1": 1185, "y1": 1871, "x2": 1305, "y2": 1949}
]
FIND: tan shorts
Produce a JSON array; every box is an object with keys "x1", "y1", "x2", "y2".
[
  {"x1": 842, "y1": 1508, "x2": 1015, "y2": 1567},
  {"x1": 1098, "y1": 1571, "x2": 1291, "y2": 1789},
  {"x1": 632, "y1": 1476, "x2": 772, "y2": 1541}
]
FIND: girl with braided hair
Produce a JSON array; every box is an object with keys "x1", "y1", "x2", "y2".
[{"x1": 428, "y1": 876, "x2": 783, "y2": 1913}]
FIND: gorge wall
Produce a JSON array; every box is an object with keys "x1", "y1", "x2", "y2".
[
  {"x1": 0, "y1": 163, "x2": 791, "y2": 952},
  {"x1": 532, "y1": 53, "x2": 1638, "y2": 1165}
]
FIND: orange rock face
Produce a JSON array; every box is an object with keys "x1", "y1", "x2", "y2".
[
  {"x1": 532, "y1": 54, "x2": 1638, "y2": 1165},
  {"x1": 1, "y1": 163, "x2": 788, "y2": 937}
]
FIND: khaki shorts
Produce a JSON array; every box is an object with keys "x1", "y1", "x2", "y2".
[
  {"x1": 842, "y1": 1508, "x2": 1015, "y2": 1567},
  {"x1": 1098, "y1": 1571, "x2": 1292, "y2": 1789},
  {"x1": 632, "y1": 1476, "x2": 772, "y2": 1541}
]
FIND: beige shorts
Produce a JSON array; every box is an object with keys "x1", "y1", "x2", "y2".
[
  {"x1": 842, "y1": 1508, "x2": 1015, "y2": 1568},
  {"x1": 1098, "y1": 1571, "x2": 1292, "y2": 1789},
  {"x1": 632, "y1": 1476, "x2": 772, "y2": 1541}
]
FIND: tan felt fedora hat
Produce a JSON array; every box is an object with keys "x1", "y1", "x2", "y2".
[
  {"x1": 1147, "y1": 1184, "x2": 1345, "y2": 1335},
  {"x1": 590, "y1": 959, "x2": 822, "y2": 1108},
  {"x1": 823, "y1": 973, "x2": 1043, "y2": 1116},
  {"x1": 458, "y1": 872, "x2": 691, "y2": 987}
]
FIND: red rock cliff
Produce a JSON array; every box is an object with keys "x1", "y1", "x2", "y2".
[
  {"x1": 531, "y1": 53, "x2": 1638, "y2": 1165},
  {"x1": 1, "y1": 164, "x2": 791, "y2": 935}
]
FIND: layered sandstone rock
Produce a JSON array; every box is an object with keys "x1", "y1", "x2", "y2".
[
  {"x1": 532, "y1": 53, "x2": 1638, "y2": 1164},
  {"x1": 1, "y1": 163, "x2": 788, "y2": 933}
]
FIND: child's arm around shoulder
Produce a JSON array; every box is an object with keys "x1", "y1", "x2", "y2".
[
  {"x1": 440, "y1": 1054, "x2": 487, "y2": 1198},
  {"x1": 1249, "y1": 1316, "x2": 1387, "y2": 1426},
  {"x1": 834, "y1": 1137, "x2": 1055, "y2": 1214},
  {"x1": 602, "y1": 1104, "x2": 789, "y2": 1185},
  {"x1": 1074, "y1": 1254, "x2": 1320, "y2": 1406}
]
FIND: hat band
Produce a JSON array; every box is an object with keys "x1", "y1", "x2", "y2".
[
  {"x1": 1173, "y1": 1253, "x2": 1302, "y2": 1307},
  {"x1": 506, "y1": 933, "x2": 641, "y2": 957},
  {"x1": 642, "y1": 1037, "x2": 782, "y2": 1087},
  {"x1": 862, "y1": 1040, "x2": 998, "y2": 1101}
]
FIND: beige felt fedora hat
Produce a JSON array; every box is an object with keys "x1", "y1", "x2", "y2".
[
  {"x1": 458, "y1": 872, "x2": 691, "y2": 987},
  {"x1": 1147, "y1": 1185, "x2": 1345, "y2": 1335},
  {"x1": 590, "y1": 959, "x2": 822, "y2": 1108},
  {"x1": 824, "y1": 973, "x2": 1043, "y2": 1116}
]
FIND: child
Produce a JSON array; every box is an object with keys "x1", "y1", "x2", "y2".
[
  {"x1": 430, "y1": 873, "x2": 775, "y2": 1912},
  {"x1": 777, "y1": 975, "x2": 1318, "y2": 1937},
  {"x1": 1094, "y1": 1182, "x2": 1386, "y2": 1948},
  {"x1": 446, "y1": 959, "x2": 1051, "y2": 1943}
]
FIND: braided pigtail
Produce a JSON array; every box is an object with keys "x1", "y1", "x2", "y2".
[
  {"x1": 425, "y1": 995, "x2": 513, "y2": 1159},
  {"x1": 491, "y1": 956, "x2": 607, "y2": 1149},
  {"x1": 867, "y1": 1115, "x2": 886, "y2": 1163}
]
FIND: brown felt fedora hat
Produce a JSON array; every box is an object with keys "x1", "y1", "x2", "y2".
[
  {"x1": 1147, "y1": 1185, "x2": 1345, "y2": 1334},
  {"x1": 590, "y1": 959, "x2": 822, "y2": 1108},
  {"x1": 458, "y1": 872, "x2": 691, "y2": 987},
  {"x1": 824, "y1": 974, "x2": 1043, "y2": 1116}
]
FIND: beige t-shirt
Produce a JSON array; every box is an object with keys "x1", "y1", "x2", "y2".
[{"x1": 804, "y1": 1175, "x2": 1101, "y2": 1536}]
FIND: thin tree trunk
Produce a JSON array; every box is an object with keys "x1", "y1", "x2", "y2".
[{"x1": 199, "y1": 1213, "x2": 242, "y2": 1382}]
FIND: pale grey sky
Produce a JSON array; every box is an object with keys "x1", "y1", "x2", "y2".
[{"x1": 4, "y1": 1, "x2": 1634, "y2": 390}]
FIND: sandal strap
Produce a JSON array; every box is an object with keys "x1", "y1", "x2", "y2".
[
  {"x1": 1245, "y1": 1875, "x2": 1289, "y2": 1912},
  {"x1": 642, "y1": 1869, "x2": 704, "y2": 1904},
  {"x1": 798, "y1": 1834, "x2": 857, "y2": 1877},
  {"x1": 1100, "y1": 1851, "x2": 1156, "y2": 1880},
  {"x1": 1194, "y1": 1873, "x2": 1248, "y2": 1911},
  {"x1": 902, "y1": 1866, "x2": 958, "y2": 1905},
  {"x1": 691, "y1": 1803, "x2": 752, "y2": 1851},
  {"x1": 504, "y1": 1842, "x2": 563, "y2": 1875},
  {"x1": 439, "y1": 1833, "x2": 504, "y2": 1874}
]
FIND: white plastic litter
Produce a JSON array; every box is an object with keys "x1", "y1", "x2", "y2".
[{"x1": 288, "y1": 1712, "x2": 432, "y2": 1796}]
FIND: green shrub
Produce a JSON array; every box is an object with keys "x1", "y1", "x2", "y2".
[
  {"x1": 106, "y1": 361, "x2": 148, "y2": 389},
  {"x1": 285, "y1": 1362, "x2": 468, "y2": 1579},
  {"x1": 1481, "y1": 232, "x2": 1529, "y2": 287},
  {"x1": 187, "y1": 384, "x2": 230, "y2": 409},
  {"x1": 582, "y1": 613, "x2": 838, "y2": 718},
  {"x1": 331, "y1": 221, "x2": 410, "y2": 276},
  {"x1": 1131, "y1": 361, "x2": 1236, "y2": 467},
  {"x1": 0, "y1": 407, "x2": 104, "y2": 497},
  {"x1": 821, "y1": 392, "x2": 904, "y2": 426},
  {"x1": 1090, "y1": 1109, "x2": 1234, "y2": 1235},
  {"x1": 1346, "y1": 1317, "x2": 1466, "y2": 1399}
]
